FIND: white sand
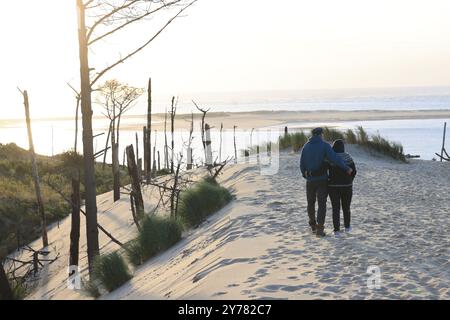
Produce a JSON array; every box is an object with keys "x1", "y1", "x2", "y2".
[{"x1": 15, "y1": 145, "x2": 450, "y2": 300}]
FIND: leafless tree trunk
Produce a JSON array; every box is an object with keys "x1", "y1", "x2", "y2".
[
  {"x1": 76, "y1": 0, "x2": 99, "y2": 275},
  {"x1": 234, "y1": 125, "x2": 238, "y2": 164},
  {"x1": 219, "y1": 122, "x2": 223, "y2": 163},
  {"x1": 171, "y1": 155, "x2": 183, "y2": 218},
  {"x1": 68, "y1": 84, "x2": 82, "y2": 153},
  {"x1": 158, "y1": 151, "x2": 161, "y2": 172},
  {"x1": 0, "y1": 262, "x2": 12, "y2": 300},
  {"x1": 126, "y1": 145, "x2": 144, "y2": 219},
  {"x1": 143, "y1": 126, "x2": 148, "y2": 177},
  {"x1": 69, "y1": 175, "x2": 81, "y2": 269},
  {"x1": 19, "y1": 89, "x2": 48, "y2": 248},
  {"x1": 164, "y1": 108, "x2": 169, "y2": 169},
  {"x1": 146, "y1": 78, "x2": 152, "y2": 183},
  {"x1": 193, "y1": 101, "x2": 210, "y2": 160},
  {"x1": 205, "y1": 123, "x2": 212, "y2": 166},
  {"x1": 170, "y1": 97, "x2": 177, "y2": 173},
  {"x1": 102, "y1": 121, "x2": 112, "y2": 169},
  {"x1": 187, "y1": 113, "x2": 194, "y2": 170}
]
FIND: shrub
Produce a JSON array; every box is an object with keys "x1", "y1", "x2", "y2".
[
  {"x1": 93, "y1": 251, "x2": 132, "y2": 292},
  {"x1": 178, "y1": 179, "x2": 233, "y2": 228},
  {"x1": 126, "y1": 216, "x2": 183, "y2": 266}
]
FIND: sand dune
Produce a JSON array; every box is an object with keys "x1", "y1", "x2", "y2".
[{"x1": 16, "y1": 145, "x2": 450, "y2": 300}]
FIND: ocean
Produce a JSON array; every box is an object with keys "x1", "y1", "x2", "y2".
[{"x1": 1, "y1": 87, "x2": 449, "y2": 161}]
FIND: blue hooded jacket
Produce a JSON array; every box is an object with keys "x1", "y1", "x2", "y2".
[{"x1": 300, "y1": 135, "x2": 350, "y2": 182}]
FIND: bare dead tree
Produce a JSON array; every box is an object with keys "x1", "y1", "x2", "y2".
[
  {"x1": 98, "y1": 80, "x2": 143, "y2": 202},
  {"x1": 170, "y1": 97, "x2": 178, "y2": 173},
  {"x1": 146, "y1": 78, "x2": 152, "y2": 183},
  {"x1": 18, "y1": 89, "x2": 49, "y2": 248},
  {"x1": 164, "y1": 107, "x2": 169, "y2": 169},
  {"x1": 126, "y1": 145, "x2": 145, "y2": 219},
  {"x1": 69, "y1": 175, "x2": 81, "y2": 271},
  {"x1": 75, "y1": 0, "x2": 197, "y2": 275},
  {"x1": 187, "y1": 112, "x2": 194, "y2": 170},
  {"x1": 193, "y1": 101, "x2": 210, "y2": 159},
  {"x1": 233, "y1": 125, "x2": 238, "y2": 164},
  {"x1": 67, "y1": 83, "x2": 82, "y2": 153}
]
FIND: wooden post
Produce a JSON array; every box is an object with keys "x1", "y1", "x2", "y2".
[
  {"x1": 187, "y1": 113, "x2": 194, "y2": 170},
  {"x1": 284, "y1": 126, "x2": 288, "y2": 135},
  {"x1": 164, "y1": 108, "x2": 169, "y2": 169},
  {"x1": 146, "y1": 78, "x2": 152, "y2": 183},
  {"x1": 205, "y1": 123, "x2": 212, "y2": 166},
  {"x1": 135, "y1": 132, "x2": 139, "y2": 167},
  {"x1": 76, "y1": 0, "x2": 100, "y2": 275},
  {"x1": 0, "y1": 262, "x2": 12, "y2": 300},
  {"x1": 440, "y1": 122, "x2": 447, "y2": 162},
  {"x1": 143, "y1": 126, "x2": 148, "y2": 177},
  {"x1": 170, "y1": 97, "x2": 176, "y2": 173},
  {"x1": 152, "y1": 130, "x2": 157, "y2": 178},
  {"x1": 69, "y1": 175, "x2": 81, "y2": 271},
  {"x1": 233, "y1": 126, "x2": 238, "y2": 164},
  {"x1": 219, "y1": 123, "x2": 223, "y2": 163},
  {"x1": 20, "y1": 90, "x2": 49, "y2": 248},
  {"x1": 157, "y1": 151, "x2": 161, "y2": 172},
  {"x1": 126, "y1": 145, "x2": 144, "y2": 218}
]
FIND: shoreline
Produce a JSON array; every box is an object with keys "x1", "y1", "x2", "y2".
[{"x1": 121, "y1": 109, "x2": 450, "y2": 131}]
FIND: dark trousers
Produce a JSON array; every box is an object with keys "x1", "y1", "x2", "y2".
[
  {"x1": 306, "y1": 180, "x2": 328, "y2": 227},
  {"x1": 328, "y1": 186, "x2": 353, "y2": 231}
]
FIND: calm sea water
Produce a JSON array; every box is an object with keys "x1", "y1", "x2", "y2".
[{"x1": 1, "y1": 87, "x2": 449, "y2": 161}]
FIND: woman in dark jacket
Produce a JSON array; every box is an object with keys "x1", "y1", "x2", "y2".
[{"x1": 328, "y1": 139, "x2": 357, "y2": 234}]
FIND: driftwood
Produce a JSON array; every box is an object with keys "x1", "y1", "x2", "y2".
[{"x1": 18, "y1": 89, "x2": 48, "y2": 248}]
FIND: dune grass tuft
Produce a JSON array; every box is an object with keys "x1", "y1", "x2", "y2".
[
  {"x1": 126, "y1": 216, "x2": 183, "y2": 266},
  {"x1": 93, "y1": 251, "x2": 132, "y2": 292},
  {"x1": 178, "y1": 178, "x2": 233, "y2": 228}
]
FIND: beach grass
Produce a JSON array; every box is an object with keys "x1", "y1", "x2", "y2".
[
  {"x1": 277, "y1": 127, "x2": 406, "y2": 161},
  {"x1": 126, "y1": 216, "x2": 183, "y2": 266},
  {"x1": 178, "y1": 178, "x2": 233, "y2": 228},
  {"x1": 93, "y1": 251, "x2": 133, "y2": 293}
]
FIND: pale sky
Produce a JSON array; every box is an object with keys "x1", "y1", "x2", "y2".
[{"x1": 2, "y1": 0, "x2": 450, "y2": 119}]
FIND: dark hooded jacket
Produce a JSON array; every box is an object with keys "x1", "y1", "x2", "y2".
[
  {"x1": 328, "y1": 139, "x2": 357, "y2": 187},
  {"x1": 300, "y1": 135, "x2": 350, "y2": 182}
]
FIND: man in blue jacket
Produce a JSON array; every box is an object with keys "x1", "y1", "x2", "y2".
[{"x1": 300, "y1": 128, "x2": 352, "y2": 237}]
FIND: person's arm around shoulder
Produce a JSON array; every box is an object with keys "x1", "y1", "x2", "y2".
[{"x1": 324, "y1": 143, "x2": 352, "y2": 175}]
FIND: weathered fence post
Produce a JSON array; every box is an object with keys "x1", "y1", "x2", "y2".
[
  {"x1": 440, "y1": 122, "x2": 447, "y2": 162},
  {"x1": 233, "y1": 126, "x2": 238, "y2": 164},
  {"x1": 126, "y1": 145, "x2": 144, "y2": 218},
  {"x1": 205, "y1": 123, "x2": 212, "y2": 166},
  {"x1": 20, "y1": 89, "x2": 49, "y2": 248}
]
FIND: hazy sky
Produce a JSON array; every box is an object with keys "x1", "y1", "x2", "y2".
[{"x1": 2, "y1": 0, "x2": 450, "y2": 119}]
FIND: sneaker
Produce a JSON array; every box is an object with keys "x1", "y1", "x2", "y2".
[
  {"x1": 310, "y1": 224, "x2": 317, "y2": 233},
  {"x1": 334, "y1": 231, "x2": 342, "y2": 237},
  {"x1": 345, "y1": 227, "x2": 352, "y2": 233}
]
